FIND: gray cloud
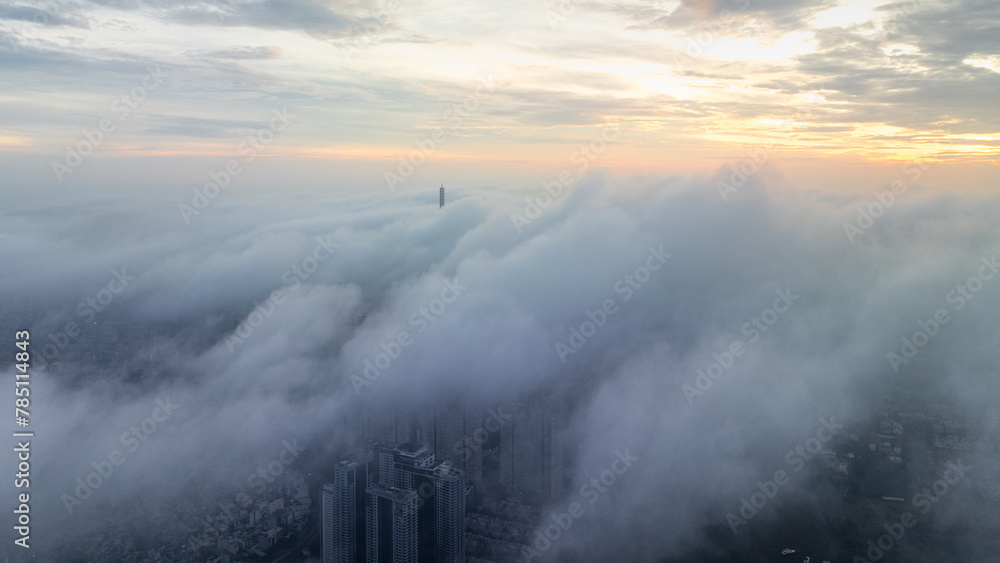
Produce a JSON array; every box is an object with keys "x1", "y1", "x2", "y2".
[
  {"x1": 192, "y1": 45, "x2": 283, "y2": 60},
  {"x1": 2, "y1": 172, "x2": 1000, "y2": 560},
  {"x1": 0, "y1": 1, "x2": 91, "y2": 27}
]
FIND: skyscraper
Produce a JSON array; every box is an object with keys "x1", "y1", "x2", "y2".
[
  {"x1": 500, "y1": 402, "x2": 529, "y2": 489},
  {"x1": 440, "y1": 185, "x2": 445, "y2": 208},
  {"x1": 545, "y1": 412, "x2": 564, "y2": 499},
  {"x1": 369, "y1": 442, "x2": 467, "y2": 563},
  {"x1": 500, "y1": 402, "x2": 563, "y2": 499},
  {"x1": 366, "y1": 485, "x2": 419, "y2": 563},
  {"x1": 463, "y1": 405, "x2": 485, "y2": 487},
  {"x1": 416, "y1": 409, "x2": 436, "y2": 453},
  {"x1": 322, "y1": 452, "x2": 374, "y2": 562},
  {"x1": 431, "y1": 461, "x2": 467, "y2": 563},
  {"x1": 434, "y1": 407, "x2": 465, "y2": 470}
]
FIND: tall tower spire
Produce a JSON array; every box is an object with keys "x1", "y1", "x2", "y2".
[{"x1": 439, "y1": 185, "x2": 445, "y2": 208}]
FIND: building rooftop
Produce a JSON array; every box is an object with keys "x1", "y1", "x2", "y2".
[{"x1": 367, "y1": 485, "x2": 419, "y2": 504}]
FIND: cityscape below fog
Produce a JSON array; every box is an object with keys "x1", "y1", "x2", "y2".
[
  {"x1": 3, "y1": 0, "x2": 999, "y2": 558},
  {"x1": 31, "y1": 313, "x2": 997, "y2": 562}
]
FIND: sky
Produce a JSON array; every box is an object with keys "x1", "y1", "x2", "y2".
[
  {"x1": 1, "y1": 0, "x2": 998, "y2": 195},
  {"x1": 2, "y1": 1, "x2": 1000, "y2": 562}
]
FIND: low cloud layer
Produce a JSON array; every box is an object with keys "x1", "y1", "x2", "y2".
[{"x1": 2, "y1": 172, "x2": 1000, "y2": 561}]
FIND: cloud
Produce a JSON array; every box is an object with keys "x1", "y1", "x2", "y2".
[
  {"x1": 193, "y1": 45, "x2": 283, "y2": 60},
  {"x1": 153, "y1": 0, "x2": 371, "y2": 38},
  {"x1": 0, "y1": 1, "x2": 91, "y2": 28},
  {"x1": 142, "y1": 114, "x2": 281, "y2": 137},
  {"x1": 2, "y1": 171, "x2": 1000, "y2": 560}
]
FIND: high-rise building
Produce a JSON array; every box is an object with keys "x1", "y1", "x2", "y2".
[
  {"x1": 348, "y1": 410, "x2": 372, "y2": 449},
  {"x1": 464, "y1": 405, "x2": 485, "y2": 487},
  {"x1": 374, "y1": 444, "x2": 398, "y2": 488},
  {"x1": 369, "y1": 442, "x2": 467, "y2": 563},
  {"x1": 439, "y1": 185, "x2": 445, "y2": 208},
  {"x1": 379, "y1": 442, "x2": 437, "y2": 489},
  {"x1": 500, "y1": 402, "x2": 564, "y2": 499},
  {"x1": 374, "y1": 410, "x2": 399, "y2": 445},
  {"x1": 366, "y1": 485, "x2": 419, "y2": 563},
  {"x1": 416, "y1": 409, "x2": 435, "y2": 453},
  {"x1": 500, "y1": 402, "x2": 529, "y2": 489},
  {"x1": 322, "y1": 486, "x2": 336, "y2": 560},
  {"x1": 434, "y1": 407, "x2": 465, "y2": 470},
  {"x1": 545, "y1": 412, "x2": 564, "y2": 499},
  {"x1": 431, "y1": 461, "x2": 467, "y2": 563},
  {"x1": 322, "y1": 452, "x2": 374, "y2": 562}
]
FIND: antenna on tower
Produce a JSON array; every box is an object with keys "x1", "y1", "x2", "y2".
[{"x1": 439, "y1": 185, "x2": 445, "y2": 208}]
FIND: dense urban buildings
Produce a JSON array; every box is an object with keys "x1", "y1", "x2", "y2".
[
  {"x1": 323, "y1": 400, "x2": 569, "y2": 562},
  {"x1": 324, "y1": 440, "x2": 468, "y2": 563}
]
